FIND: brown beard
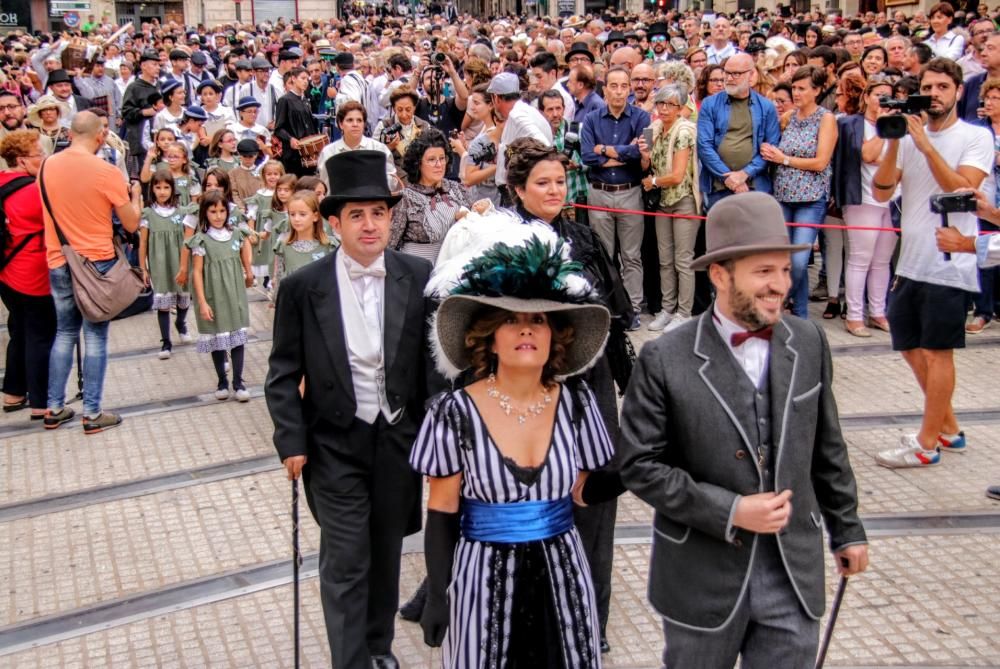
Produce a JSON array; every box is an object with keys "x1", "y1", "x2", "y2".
[{"x1": 727, "y1": 275, "x2": 783, "y2": 331}]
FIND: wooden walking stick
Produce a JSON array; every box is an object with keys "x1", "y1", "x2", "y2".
[
  {"x1": 815, "y1": 558, "x2": 850, "y2": 669},
  {"x1": 292, "y1": 478, "x2": 301, "y2": 669}
]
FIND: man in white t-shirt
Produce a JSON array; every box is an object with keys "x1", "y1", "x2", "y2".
[
  {"x1": 871, "y1": 58, "x2": 993, "y2": 470},
  {"x1": 489, "y1": 73, "x2": 553, "y2": 202}
]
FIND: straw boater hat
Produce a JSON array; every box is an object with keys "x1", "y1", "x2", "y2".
[
  {"x1": 691, "y1": 191, "x2": 811, "y2": 271},
  {"x1": 27, "y1": 95, "x2": 71, "y2": 126},
  {"x1": 427, "y1": 220, "x2": 611, "y2": 381}
]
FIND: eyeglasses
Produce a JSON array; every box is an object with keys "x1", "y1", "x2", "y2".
[
  {"x1": 708, "y1": 77, "x2": 726, "y2": 85},
  {"x1": 655, "y1": 101, "x2": 682, "y2": 108},
  {"x1": 973, "y1": 29, "x2": 994, "y2": 36},
  {"x1": 0, "y1": 104, "x2": 22, "y2": 112},
  {"x1": 651, "y1": 36, "x2": 667, "y2": 42},
  {"x1": 724, "y1": 69, "x2": 752, "y2": 78},
  {"x1": 423, "y1": 156, "x2": 447, "y2": 165},
  {"x1": 631, "y1": 77, "x2": 655, "y2": 84}
]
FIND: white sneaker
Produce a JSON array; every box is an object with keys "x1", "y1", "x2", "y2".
[
  {"x1": 214, "y1": 388, "x2": 231, "y2": 401},
  {"x1": 663, "y1": 314, "x2": 691, "y2": 332},
  {"x1": 158, "y1": 348, "x2": 171, "y2": 360},
  {"x1": 647, "y1": 311, "x2": 673, "y2": 331},
  {"x1": 177, "y1": 331, "x2": 194, "y2": 344},
  {"x1": 234, "y1": 388, "x2": 251, "y2": 402},
  {"x1": 875, "y1": 435, "x2": 941, "y2": 469}
]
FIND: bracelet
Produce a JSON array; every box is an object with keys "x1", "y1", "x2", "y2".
[{"x1": 873, "y1": 181, "x2": 896, "y2": 190}]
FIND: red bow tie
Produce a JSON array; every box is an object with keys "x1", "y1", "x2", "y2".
[{"x1": 730, "y1": 327, "x2": 773, "y2": 347}]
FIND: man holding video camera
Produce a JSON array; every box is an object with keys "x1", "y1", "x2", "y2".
[{"x1": 871, "y1": 58, "x2": 993, "y2": 470}]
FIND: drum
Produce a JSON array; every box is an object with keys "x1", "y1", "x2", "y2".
[
  {"x1": 61, "y1": 38, "x2": 89, "y2": 71},
  {"x1": 297, "y1": 134, "x2": 329, "y2": 169}
]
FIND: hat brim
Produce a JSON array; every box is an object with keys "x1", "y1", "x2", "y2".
[
  {"x1": 319, "y1": 194, "x2": 403, "y2": 220},
  {"x1": 691, "y1": 243, "x2": 812, "y2": 271},
  {"x1": 432, "y1": 295, "x2": 611, "y2": 381},
  {"x1": 566, "y1": 49, "x2": 595, "y2": 62}
]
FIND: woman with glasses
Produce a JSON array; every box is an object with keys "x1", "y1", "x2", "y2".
[
  {"x1": 695, "y1": 64, "x2": 725, "y2": 108},
  {"x1": 684, "y1": 48, "x2": 708, "y2": 79},
  {"x1": 641, "y1": 84, "x2": 700, "y2": 333},
  {"x1": 389, "y1": 128, "x2": 470, "y2": 264},
  {"x1": 833, "y1": 76, "x2": 898, "y2": 337},
  {"x1": 0, "y1": 129, "x2": 55, "y2": 420},
  {"x1": 761, "y1": 65, "x2": 838, "y2": 319}
]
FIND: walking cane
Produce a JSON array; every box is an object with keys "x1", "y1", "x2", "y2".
[
  {"x1": 815, "y1": 558, "x2": 850, "y2": 669},
  {"x1": 292, "y1": 478, "x2": 301, "y2": 669}
]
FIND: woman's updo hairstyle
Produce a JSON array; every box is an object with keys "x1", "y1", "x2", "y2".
[{"x1": 504, "y1": 137, "x2": 568, "y2": 207}]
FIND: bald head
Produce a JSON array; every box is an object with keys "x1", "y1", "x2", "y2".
[
  {"x1": 70, "y1": 111, "x2": 103, "y2": 137},
  {"x1": 610, "y1": 46, "x2": 640, "y2": 70}
]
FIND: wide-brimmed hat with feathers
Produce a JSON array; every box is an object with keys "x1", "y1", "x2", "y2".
[{"x1": 427, "y1": 213, "x2": 610, "y2": 381}]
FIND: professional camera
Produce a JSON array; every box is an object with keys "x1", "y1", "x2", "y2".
[
  {"x1": 433, "y1": 52, "x2": 448, "y2": 65},
  {"x1": 875, "y1": 95, "x2": 932, "y2": 139},
  {"x1": 929, "y1": 192, "x2": 978, "y2": 215},
  {"x1": 380, "y1": 121, "x2": 403, "y2": 142},
  {"x1": 467, "y1": 138, "x2": 497, "y2": 166},
  {"x1": 563, "y1": 121, "x2": 581, "y2": 158}
]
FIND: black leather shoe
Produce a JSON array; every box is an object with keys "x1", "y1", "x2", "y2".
[
  {"x1": 371, "y1": 653, "x2": 399, "y2": 669},
  {"x1": 600, "y1": 637, "x2": 611, "y2": 654},
  {"x1": 398, "y1": 579, "x2": 427, "y2": 622}
]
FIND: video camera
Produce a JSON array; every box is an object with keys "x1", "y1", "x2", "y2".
[
  {"x1": 467, "y1": 139, "x2": 497, "y2": 166},
  {"x1": 875, "y1": 95, "x2": 932, "y2": 139},
  {"x1": 929, "y1": 192, "x2": 977, "y2": 215},
  {"x1": 563, "y1": 121, "x2": 581, "y2": 159}
]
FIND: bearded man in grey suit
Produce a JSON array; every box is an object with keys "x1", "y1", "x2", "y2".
[{"x1": 619, "y1": 191, "x2": 869, "y2": 669}]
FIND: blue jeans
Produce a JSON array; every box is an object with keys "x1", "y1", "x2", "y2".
[
  {"x1": 781, "y1": 200, "x2": 827, "y2": 319},
  {"x1": 47, "y1": 260, "x2": 115, "y2": 417},
  {"x1": 974, "y1": 220, "x2": 999, "y2": 320}
]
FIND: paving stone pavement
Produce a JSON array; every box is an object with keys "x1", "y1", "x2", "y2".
[{"x1": 1, "y1": 292, "x2": 999, "y2": 667}]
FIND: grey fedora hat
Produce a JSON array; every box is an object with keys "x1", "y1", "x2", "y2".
[
  {"x1": 433, "y1": 295, "x2": 610, "y2": 380},
  {"x1": 691, "y1": 191, "x2": 811, "y2": 270}
]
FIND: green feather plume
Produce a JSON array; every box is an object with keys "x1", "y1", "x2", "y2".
[{"x1": 452, "y1": 235, "x2": 586, "y2": 302}]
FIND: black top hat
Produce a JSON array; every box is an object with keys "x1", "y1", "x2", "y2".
[
  {"x1": 566, "y1": 42, "x2": 595, "y2": 63},
  {"x1": 319, "y1": 150, "x2": 401, "y2": 219},
  {"x1": 647, "y1": 21, "x2": 669, "y2": 37},
  {"x1": 46, "y1": 69, "x2": 71, "y2": 85},
  {"x1": 605, "y1": 30, "x2": 627, "y2": 47}
]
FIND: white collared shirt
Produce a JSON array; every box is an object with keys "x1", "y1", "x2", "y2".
[
  {"x1": 712, "y1": 306, "x2": 770, "y2": 388},
  {"x1": 926, "y1": 30, "x2": 965, "y2": 61},
  {"x1": 705, "y1": 42, "x2": 737, "y2": 65},
  {"x1": 341, "y1": 251, "x2": 386, "y2": 341}
]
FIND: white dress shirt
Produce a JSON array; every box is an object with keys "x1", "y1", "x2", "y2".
[
  {"x1": 712, "y1": 306, "x2": 770, "y2": 389},
  {"x1": 926, "y1": 30, "x2": 966, "y2": 61},
  {"x1": 705, "y1": 42, "x2": 738, "y2": 65},
  {"x1": 496, "y1": 100, "x2": 554, "y2": 185}
]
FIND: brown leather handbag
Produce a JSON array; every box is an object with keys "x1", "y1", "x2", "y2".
[{"x1": 39, "y1": 162, "x2": 144, "y2": 323}]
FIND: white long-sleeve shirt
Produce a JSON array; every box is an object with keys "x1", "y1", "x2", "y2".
[{"x1": 495, "y1": 100, "x2": 553, "y2": 185}]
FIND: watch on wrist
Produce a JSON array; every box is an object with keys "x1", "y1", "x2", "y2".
[{"x1": 782, "y1": 156, "x2": 790, "y2": 167}]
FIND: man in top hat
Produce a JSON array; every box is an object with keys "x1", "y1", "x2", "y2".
[
  {"x1": 647, "y1": 22, "x2": 673, "y2": 64},
  {"x1": 619, "y1": 191, "x2": 869, "y2": 668},
  {"x1": 266, "y1": 150, "x2": 442, "y2": 669},
  {"x1": 45, "y1": 69, "x2": 92, "y2": 120}
]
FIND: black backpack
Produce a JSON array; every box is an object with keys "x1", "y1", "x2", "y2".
[{"x1": 0, "y1": 175, "x2": 38, "y2": 272}]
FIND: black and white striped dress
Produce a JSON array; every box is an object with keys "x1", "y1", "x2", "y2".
[{"x1": 410, "y1": 383, "x2": 613, "y2": 669}]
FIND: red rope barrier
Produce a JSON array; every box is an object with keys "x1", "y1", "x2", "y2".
[{"x1": 572, "y1": 202, "x2": 999, "y2": 235}]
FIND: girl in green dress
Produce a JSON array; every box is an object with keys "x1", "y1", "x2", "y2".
[
  {"x1": 207, "y1": 129, "x2": 240, "y2": 173},
  {"x1": 244, "y1": 161, "x2": 285, "y2": 289},
  {"x1": 165, "y1": 142, "x2": 202, "y2": 206},
  {"x1": 188, "y1": 191, "x2": 254, "y2": 402},
  {"x1": 139, "y1": 169, "x2": 194, "y2": 360},
  {"x1": 273, "y1": 191, "x2": 338, "y2": 284},
  {"x1": 255, "y1": 172, "x2": 295, "y2": 289}
]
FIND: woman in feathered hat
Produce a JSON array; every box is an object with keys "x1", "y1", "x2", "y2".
[{"x1": 411, "y1": 231, "x2": 612, "y2": 668}]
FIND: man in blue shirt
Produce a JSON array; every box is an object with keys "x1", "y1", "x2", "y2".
[
  {"x1": 696, "y1": 53, "x2": 781, "y2": 210},
  {"x1": 581, "y1": 65, "x2": 650, "y2": 329},
  {"x1": 569, "y1": 64, "x2": 606, "y2": 125}
]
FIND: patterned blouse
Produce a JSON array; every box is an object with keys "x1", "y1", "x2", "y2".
[
  {"x1": 649, "y1": 119, "x2": 696, "y2": 208},
  {"x1": 389, "y1": 179, "x2": 470, "y2": 264},
  {"x1": 774, "y1": 107, "x2": 832, "y2": 204}
]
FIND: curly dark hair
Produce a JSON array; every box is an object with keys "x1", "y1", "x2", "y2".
[
  {"x1": 401, "y1": 127, "x2": 452, "y2": 184},
  {"x1": 503, "y1": 137, "x2": 568, "y2": 208},
  {"x1": 464, "y1": 306, "x2": 574, "y2": 387}
]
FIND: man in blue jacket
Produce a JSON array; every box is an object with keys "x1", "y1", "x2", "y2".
[{"x1": 696, "y1": 53, "x2": 781, "y2": 211}]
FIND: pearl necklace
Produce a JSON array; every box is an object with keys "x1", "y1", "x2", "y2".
[{"x1": 486, "y1": 374, "x2": 552, "y2": 425}]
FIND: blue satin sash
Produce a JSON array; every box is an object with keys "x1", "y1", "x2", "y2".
[{"x1": 461, "y1": 497, "x2": 574, "y2": 544}]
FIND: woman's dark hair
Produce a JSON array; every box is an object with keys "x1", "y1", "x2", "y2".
[
  {"x1": 503, "y1": 137, "x2": 568, "y2": 207},
  {"x1": 389, "y1": 85, "x2": 419, "y2": 109},
  {"x1": 336, "y1": 100, "x2": 368, "y2": 125},
  {"x1": 805, "y1": 24, "x2": 821, "y2": 45},
  {"x1": 208, "y1": 128, "x2": 235, "y2": 158},
  {"x1": 201, "y1": 167, "x2": 233, "y2": 202},
  {"x1": 791, "y1": 64, "x2": 828, "y2": 91},
  {"x1": 695, "y1": 64, "x2": 724, "y2": 101},
  {"x1": 894, "y1": 75, "x2": 921, "y2": 99},
  {"x1": 464, "y1": 306, "x2": 574, "y2": 387},
  {"x1": 772, "y1": 81, "x2": 793, "y2": 100},
  {"x1": 197, "y1": 190, "x2": 231, "y2": 232},
  {"x1": 401, "y1": 127, "x2": 452, "y2": 184},
  {"x1": 294, "y1": 175, "x2": 323, "y2": 193},
  {"x1": 149, "y1": 167, "x2": 179, "y2": 208}
]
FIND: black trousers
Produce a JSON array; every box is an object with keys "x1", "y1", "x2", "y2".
[
  {"x1": 302, "y1": 414, "x2": 421, "y2": 669},
  {"x1": 0, "y1": 281, "x2": 56, "y2": 410}
]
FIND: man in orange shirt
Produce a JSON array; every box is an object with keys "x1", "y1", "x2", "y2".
[{"x1": 40, "y1": 111, "x2": 142, "y2": 434}]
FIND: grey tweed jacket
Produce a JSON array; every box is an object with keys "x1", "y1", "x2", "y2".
[{"x1": 619, "y1": 309, "x2": 867, "y2": 631}]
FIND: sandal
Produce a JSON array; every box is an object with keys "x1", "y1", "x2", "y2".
[
  {"x1": 822, "y1": 301, "x2": 840, "y2": 319},
  {"x1": 2, "y1": 397, "x2": 27, "y2": 413},
  {"x1": 846, "y1": 321, "x2": 872, "y2": 338}
]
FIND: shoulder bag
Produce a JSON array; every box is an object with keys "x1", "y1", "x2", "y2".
[{"x1": 38, "y1": 161, "x2": 144, "y2": 323}]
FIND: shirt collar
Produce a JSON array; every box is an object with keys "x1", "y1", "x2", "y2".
[
  {"x1": 341, "y1": 250, "x2": 386, "y2": 276},
  {"x1": 602, "y1": 103, "x2": 632, "y2": 119},
  {"x1": 712, "y1": 303, "x2": 748, "y2": 344}
]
